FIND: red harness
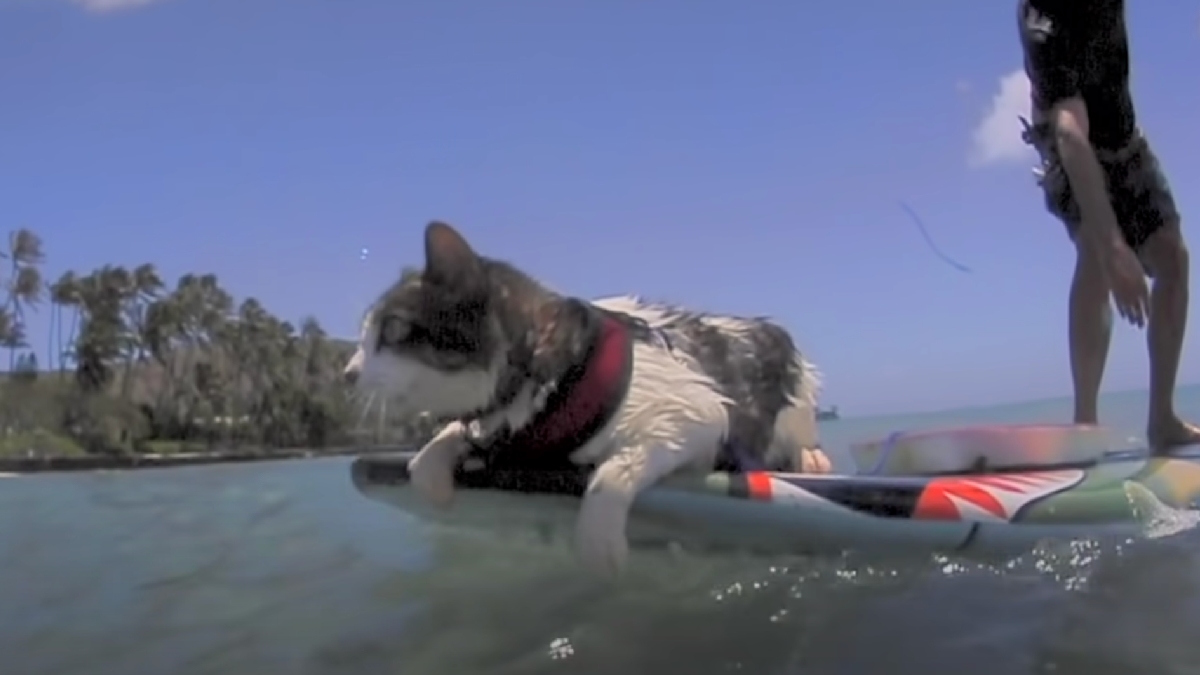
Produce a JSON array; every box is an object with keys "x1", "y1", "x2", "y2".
[{"x1": 487, "y1": 315, "x2": 634, "y2": 470}]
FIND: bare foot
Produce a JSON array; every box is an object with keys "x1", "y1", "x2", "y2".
[
  {"x1": 798, "y1": 446, "x2": 833, "y2": 474},
  {"x1": 1147, "y1": 418, "x2": 1200, "y2": 453}
]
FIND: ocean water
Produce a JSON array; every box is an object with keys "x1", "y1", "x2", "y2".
[{"x1": 4, "y1": 387, "x2": 1200, "y2": 675}]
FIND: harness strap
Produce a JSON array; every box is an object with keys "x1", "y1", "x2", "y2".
[{"x1": 484, "y1": 313, "x2": 634, "y2": 471}]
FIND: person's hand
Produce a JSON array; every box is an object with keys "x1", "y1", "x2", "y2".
[{"x1": 1102, "y1": 240, "x2": 1150, "y2": 327}]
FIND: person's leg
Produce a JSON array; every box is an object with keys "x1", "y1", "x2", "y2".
[
  {"x1": 1138, "y1": 224, "x2": 1199, "y2": 448},
  {"x1": 1115, "y1": 137, "x2": 1200, "y2": 449},
  {"x1": 1035, "y1": 129, "x2": 1113, "y2": 426},
  {"x1": 1068, "y1": 238, "x2": 1114, "y2": 425}
]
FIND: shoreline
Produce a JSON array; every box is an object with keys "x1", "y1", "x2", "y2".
[{"x1": 0, "y1": 445, "x2": 414, "y2": 475}]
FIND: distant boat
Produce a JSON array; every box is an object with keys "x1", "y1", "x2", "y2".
[{"x1": 816, "y1": 405, "x2": 840, "y2": 421}]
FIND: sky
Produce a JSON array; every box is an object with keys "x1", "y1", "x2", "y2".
[{"x1": 1, "y1": 0, "x2": 1198, "y2": 416}]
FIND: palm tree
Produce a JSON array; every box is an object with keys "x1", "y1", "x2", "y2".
[
  {"x1": 117, "y1": 263, "x2": 164, "y2": 401},
  {"x1": 72, "y1": 268, "x2": 125, "y2": 393},
  {"x1": 133, "y1": 294, "x2": 181, "y2": 437},
  {"x1": 49, "y1": 271, "x2": 82, "y2": 374},
  {"x1": 0, "y1": 319, "x2": 26, "y2": 369},
  {"x1": 2, "y1": 229, "x2": 44, "y2": 369}
]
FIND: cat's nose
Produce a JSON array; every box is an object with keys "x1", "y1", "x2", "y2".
[{"x1": 343, "y1": 367, "x2": 361, "y2": 386}]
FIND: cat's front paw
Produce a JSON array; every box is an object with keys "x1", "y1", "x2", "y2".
[
  {"x1": 798, "y1": 446, "x2": 832, "y2": 474},
  {"x1": 574, "y1": 489, "x2": 632, "y2": 580},
  {"x1": 408, "y1": 450, "x2": 456, "y2": 509}
]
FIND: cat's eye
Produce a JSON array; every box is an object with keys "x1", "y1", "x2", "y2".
[{"x1": 379, "y1": 316, "x2": 409, "y2": 345}]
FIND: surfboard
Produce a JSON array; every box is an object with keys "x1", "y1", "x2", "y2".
[{"x1": 349, "y1": 424, "x2": 1200, "y2": 558}]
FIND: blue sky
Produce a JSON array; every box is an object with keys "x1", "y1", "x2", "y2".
[{"x1": 1, "y1": 0, "x2": 1197, "y2": 415}]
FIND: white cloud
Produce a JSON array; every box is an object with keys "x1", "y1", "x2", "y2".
[
  {"x1": 968, "y1": 69, "x2": 1035, "y2": 168},
  {"x1": 72, "y1": 0, "x2": 169, "y2": 13}
]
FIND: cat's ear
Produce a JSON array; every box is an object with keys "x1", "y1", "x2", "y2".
[{"x1": 423, "y1": 221, "x2": 482, "y2": 289}]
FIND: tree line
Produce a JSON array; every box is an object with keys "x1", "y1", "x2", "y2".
[{"x1": 0, "y1": 228, "x2": 435, "y2": 458}]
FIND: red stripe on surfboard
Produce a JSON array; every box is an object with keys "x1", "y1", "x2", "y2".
[{"x1": 745, "y1": 472, "x2": 774, "y2": 501}]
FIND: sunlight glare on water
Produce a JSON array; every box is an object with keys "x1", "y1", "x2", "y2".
[{"x1": 376, "y1": 520, "x2": 1168, "y2": 674}]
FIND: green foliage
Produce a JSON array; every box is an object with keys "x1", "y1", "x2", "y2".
[
  {"x1": 0, "y1": 429, "x2": 85, "y2": 458},
  {"x1": 0, "y1": 228, "x2": 438, "y2": 458}
]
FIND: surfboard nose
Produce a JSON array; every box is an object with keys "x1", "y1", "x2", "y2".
[
  {"x1": 349, "y1": 456, "x2": 370, "y2": 494},
  {"x1": 350, "y1": 454, "x2": 412, "y2": 495}
]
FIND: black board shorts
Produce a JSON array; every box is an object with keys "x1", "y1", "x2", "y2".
[
  {"x1": 1023, "y1": 124, "x2": 1179, "y2": 254},
  {"x1": 1017, "y1": 0, "x2": 1179, "y2": 253}
]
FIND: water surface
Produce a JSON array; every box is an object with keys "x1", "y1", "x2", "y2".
[{"x1": 5, "y1": 388, "x2": 1200, "y2": 675}]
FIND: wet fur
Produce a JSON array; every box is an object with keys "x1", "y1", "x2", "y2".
[{"x1": 345, "y1": 222, "x2": 822, "y2": 578}]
